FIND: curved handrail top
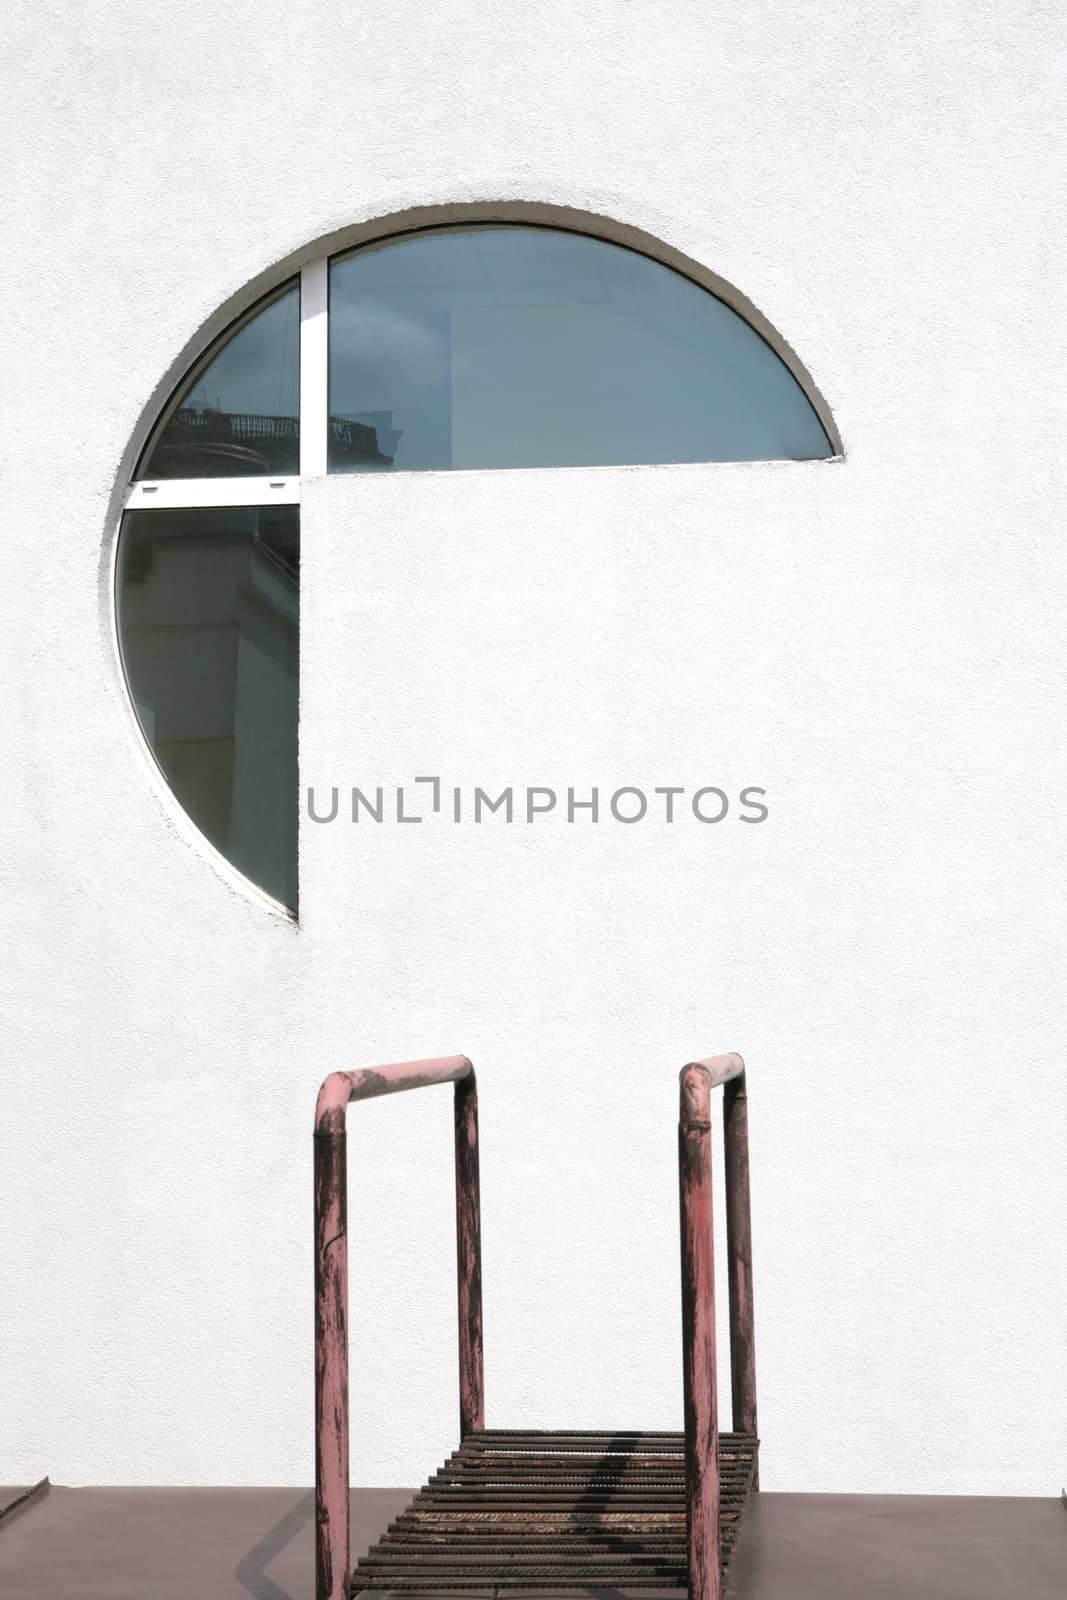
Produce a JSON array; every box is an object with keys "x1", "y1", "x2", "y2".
[
  {"x1": 679, "y1": 1053, "x2": 745, "y2": 1124},
  {"x1": 315, "y1": 1055, "x2": 473, "y2": 1135}
]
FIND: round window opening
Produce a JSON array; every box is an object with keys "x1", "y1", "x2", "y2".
[{"x1": 116, "y1": 221, "x2": 835, "y2": 913}]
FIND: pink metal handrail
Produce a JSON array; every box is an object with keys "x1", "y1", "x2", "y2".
[
  {"x1": 679, "y1": 1052, "x2": 758, "y2": 1600},
  {"x1": 314, "y1": 1056, "x2": 482, "y2": 1600},
  {"x1": 315, "y1": 1050, "x2": 755, "y2": 1600}
]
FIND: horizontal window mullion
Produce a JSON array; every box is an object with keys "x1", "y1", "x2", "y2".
[{"x1": 125, "y1": 477, "x2": 301, "y2": 510}]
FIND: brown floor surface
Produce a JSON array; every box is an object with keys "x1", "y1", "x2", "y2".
[{"x1": 0, "y1": 1484, "x2": 1062, "y2": 1598}]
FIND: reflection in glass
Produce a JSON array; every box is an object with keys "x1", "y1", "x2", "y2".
[
  {"x1": 328, "y1": 226, "x2": 832, "y2": 472},
  {"x1": 117, "y1": 506, "x2": 299, "y2": 910},
  {"x1": 140, "y1": 285, "x2": 300, "y2": 478}
]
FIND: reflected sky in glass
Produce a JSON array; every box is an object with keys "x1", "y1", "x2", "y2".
[
  {"x1": 140, "y1": 286, "x2": 300, "y2": 477},
  {"x1": 328, "y1": 227, "x2": 831, "y2": 472}
]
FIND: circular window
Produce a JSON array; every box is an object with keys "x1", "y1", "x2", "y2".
[{"x1": 116, "y1": 222, "x2": 834, "y2": 913}]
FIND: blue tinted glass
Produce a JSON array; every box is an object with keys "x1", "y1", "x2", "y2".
[
  {"x1": 116, "y1": 505, "x2": 299, "y2": 910},
  {"x1": 140, "y1": 285, "x2": 300, "y2": 478},
  {"x1": 328, "y1": 227, "x2": 830, "y2": 471}
]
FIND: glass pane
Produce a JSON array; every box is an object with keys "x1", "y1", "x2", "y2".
[
  {"x1": 117, "y1": 505, "x2": 299, "y2": 910},
  {"x1": 328, "y1": 226, "x2": 831, "y2": 471},
  {"x1": 140, "y1": 285, "x2": 300, "y2": 478}
]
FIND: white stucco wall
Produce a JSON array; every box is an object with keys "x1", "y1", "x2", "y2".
[{"x1": 2, "y1": 0, "x2": 1064, "y2": 1495}]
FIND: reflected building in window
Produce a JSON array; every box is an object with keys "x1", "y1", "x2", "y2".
[
  {"x1": 149, "y1": 405, "x2": 395, "y2": 476},
  {"x1": 118, "y1": 506, "x2": 300, "y2": 909}
]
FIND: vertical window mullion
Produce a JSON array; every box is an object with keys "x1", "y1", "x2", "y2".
[{"x1": 299, "y1": 258, "x2": 329, "y2": 477}]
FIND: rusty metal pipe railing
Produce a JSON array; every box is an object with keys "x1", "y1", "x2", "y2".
[
  {"x1": 722, "y1": 1070, "x2": 758, "y2": 1453},
  {"x1": 314, "y1": 1056, "x2": 482, "y2": 1600},
  {"x1": 679, "y1": 1052, "x2": 757, "y2": 1600}
]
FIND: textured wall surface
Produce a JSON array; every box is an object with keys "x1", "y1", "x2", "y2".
[{"x1": 1, "y1": 0, "x2": 1064, "y2": 1494}]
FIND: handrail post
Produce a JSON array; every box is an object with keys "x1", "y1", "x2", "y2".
[
  {"x1": 454, "y1": 1073, "x2": 485, "y2": 1436},
  {"x1": 314, "y1": 1056, "x2": 478, "y2": 1600},
  {"x1": 678, "y1": 1063, "x2": 721, "y2": 1600},
  {"x1": 723, "y1": 1071, "x2": 758, "y2": 1479},
  {"x1": 315, "y1": 1108, "x2": 349, "y2": 1600}
]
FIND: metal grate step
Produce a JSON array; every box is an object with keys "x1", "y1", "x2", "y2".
[{"x1": 352, "y1": 1429, "x2": 758, "y2": 1593}]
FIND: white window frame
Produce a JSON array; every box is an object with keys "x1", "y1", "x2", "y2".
[
  {"x1": 125, "y1": 476, "x2": 302, "y2": 509},
  {"x1": 299, "y1": 258, "x2": 329, "y2": 479}
]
